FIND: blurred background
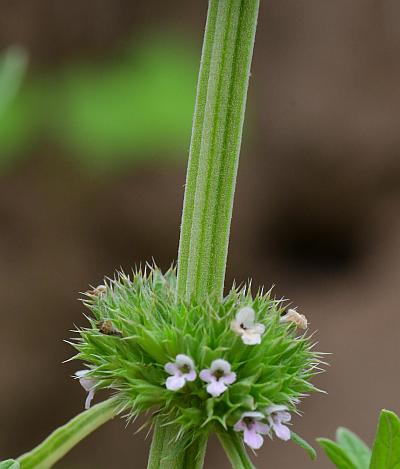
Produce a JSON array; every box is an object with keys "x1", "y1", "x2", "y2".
[{"x1": 1, "y1": 1, "x2": 400, "y2": 467}]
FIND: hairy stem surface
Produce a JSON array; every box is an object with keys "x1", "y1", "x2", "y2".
[
  {"x1": 177, "y1": 0, "x2": 260, "y2": 301},
  {"x1": 151, "y1": 0, "x2": 260, "y2": 468},
  {"x1": 18, "y1": 398, "x2": 119, "y2": 469},
  {"x1": 216, "y1": 429, "x2": 256, "y2": 469},
  {"x1": 147, "y1": 422, "x2": 208, "y2": 469}
]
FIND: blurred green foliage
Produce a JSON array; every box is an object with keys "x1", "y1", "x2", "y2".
[
  {"x1": 0, "y1": 46, "x2": 27, "y2": 116},
  {"x1": 0, "y1": 34, "x2": 197, "y2": 170}
]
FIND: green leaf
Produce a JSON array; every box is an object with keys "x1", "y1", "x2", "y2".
[
  {"x1": 336, "y1": 427, "x2": 371, "y2": 469},
  {"x1": 0, "y1": 460, "x2": 20, "y2": 469},
  {"x1": 370, "y1": 410, "x2": 400, "y2": 469},
  {"x1": 59, "y1": 36, "x2": 196, "y2": 165},
  {"x1": 291, "y1": 432, "x2": 317, "y2": 460},
  {"x1": 317, "y1": 438, "x2": 357, "y2": 469},
  {"x1": 0, "y1": 36, "x2": 196, "y2": 170}
]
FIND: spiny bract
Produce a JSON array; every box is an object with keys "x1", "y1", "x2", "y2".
[{"x1": 71, "y1": 267, "x2": 322, "y2": 454}]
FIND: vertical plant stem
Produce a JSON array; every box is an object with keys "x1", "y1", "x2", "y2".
[
  {"x1": 216, "y1": 429, "x2": 256, "y2": 469},
  {"x1": 17, "y1": 397, "x2": 120, "y2": 469},
  {"x1": 147, "y1": 422, "x2": 186, "y2": 469},
  {"x1": 147, "y1": 418, "x2": 168, "y2": 469},
  {"x1": 147, "y1": 422, "x2": 208, "y2": 469},
  {"x1": 183, "y1": 434, "x2": 208, "y2": 469},
  {"x1": 150, "y1": 1, "x2": 260, "y2": 468},
  {"x1": 177, "y1": 0, "x2": 260, "y2": 301}
]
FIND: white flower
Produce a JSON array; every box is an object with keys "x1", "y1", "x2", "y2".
[
  {"x1": 164, "y1": 354, "x2": 196, "y2": 391},
  {"x1": 75, "y1": 369, "x2": 97, "y2": 409},
  {"x1": 265, "y1": 405, "x2": 292, "y2": 441},
  {"x1": 234, "y1": 411, "x2": 269, "y2": 449},
  {"x1": 199, "y1": 359, "x2": 236, "y2": 397},
  {"x1": 231, "y1": 307, "x2": 265, "y2": 345},
  {"x1": 280, "y1": 308, "x2": 308, "y2": 329}
]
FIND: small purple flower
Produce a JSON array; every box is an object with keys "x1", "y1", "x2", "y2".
[
  {"x1": 234, "y1": 412, "x2": 269, "y2": 449},
  {"x1": 231, "y1": 307, "x2": 265, "y2": 345},
  {"x1": 265, "y1": 405, "x2": 292, "y2": 441},
  {"x1": 199, "y1": 359, "x2": 236, "y2": 397},
  {"x1": 164, "y1": 354, "x2": 196, "y2": 391},
  {"x1": 75, "y1": 369, "x2": 97, "y2": 409}
]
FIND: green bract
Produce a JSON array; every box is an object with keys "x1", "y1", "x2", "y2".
[{"x1": 71, "y1": 267, "x2": 321, "y2": 453}]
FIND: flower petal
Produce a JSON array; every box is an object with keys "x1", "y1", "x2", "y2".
[
  {"x1": 210, "y1": 359, "x2": 231, "y2": 374},
  {"x1": 234, "y1": 420, "x2": 246, "y2": 432},
  {"x1": 254, "y1": 421, "x2": 270, "y2": 435},
  {"x1": 166, "y1": 375, "x2": 186, "y2": 391},
  {"x1": 221, "y1": 371, "x2": 236, "y2": 385},
  {"x1": 278, "y1": 411, "x2": 291, "y2": 423},
  {"x1": 199, "y1": 369, "x2": 214, "y2": 383},
  {"x1": 266, "y1": 404, "x2": 288, "y2": 415},
  {"x1": 230, "y1": 320, "x2": 242, "y2": 334},
  {"x1": 243, "y1": 428, "x2": 264, "y2": 449},
  {"x1": 165, "y1": 362, "x2": 179, "y2": 376},
  {"x1": 253, "y1": 323, "x2": 266, "y2": 335},
  {"x1": 75, "y1": 369, "x2": 89, "y2": 379},
  {"x1": 273, "y1": 422, "x2": 291, "y2": 441},
  {"x1": 236, "y1": 307, "x2": 255, "y2": 328},
  {"x1": 185, "y1": 369, "x2": 197, "y2": 382},
  {"x1": 242, "y1": 332, "x2": 262, "y2": 345},
  {"x1": 207, "y1": 380, "x2": 227, "y2": 397},
  {"x1": 175, "y1": 354, "x2": 195, "y2": 369},
  {"x1": 80, "y1": 378, "x2": 96, "y2": 392}
]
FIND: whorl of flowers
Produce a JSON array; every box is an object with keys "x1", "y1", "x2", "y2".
[{"x1": 71, "y1": 267, "x2": 323, "y2": 456}]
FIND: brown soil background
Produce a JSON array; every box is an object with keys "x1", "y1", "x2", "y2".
[{"x1": 1, "y1": 1, "x2": 400, "y2": 468}]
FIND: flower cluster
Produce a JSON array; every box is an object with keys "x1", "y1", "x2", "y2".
[
  {"x1": 158, "y1": 305, "x2": 305, "y2": 449},
  {"x1": 71, "y1": 267, "x2": 321, "y2": 457}
]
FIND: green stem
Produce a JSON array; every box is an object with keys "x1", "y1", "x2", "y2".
[
  {"x1": 147, "y1": 418, "x2": 167, "y2": 469},
  {"x1": 17, "y1": 398, "x2": 120, "y2": 469},
  {"x1": 216, "y1": 429, "x2": 256, "y2": 469},
  {"x1": 183, "y1": 434, "x2": 208, "y2": 469},
  {"x1": 147, "y1": 421, "x2": 208, "y2": 469},
  {"x1": 147, "y1": 422, "x2": 186, "y2": 469},
  {"x1": 177, "y1": 0, "x2": 260, "y2": 301},
  {"x1": 151, "y1": 0, "x2": 260, "y2": 468}
]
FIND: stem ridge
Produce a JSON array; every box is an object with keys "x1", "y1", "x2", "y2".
[{"x1": 177, "y1": 0, "x2": 260, "y2": 301}]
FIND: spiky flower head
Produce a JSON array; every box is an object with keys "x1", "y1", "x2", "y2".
[{"x1": 70, "y1": 266, "x2": 323, "y2": 456}]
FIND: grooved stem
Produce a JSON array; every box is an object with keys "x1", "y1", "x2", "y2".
[
  {"x1": 147, "y1": 421, "x2": 208, "y2": 469},
  {"x1": 216, "y1": 429, "x2": 256, "y2": 469},
  {"x1": 177, "y1": 0, "x2": 260, "y2": 301},
  {"x1": 17, "y1": 398, "x2": 119, "y2": 469},
  {"x1": 150, "y1": 0, "x2": 259, "y2": 467}
]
